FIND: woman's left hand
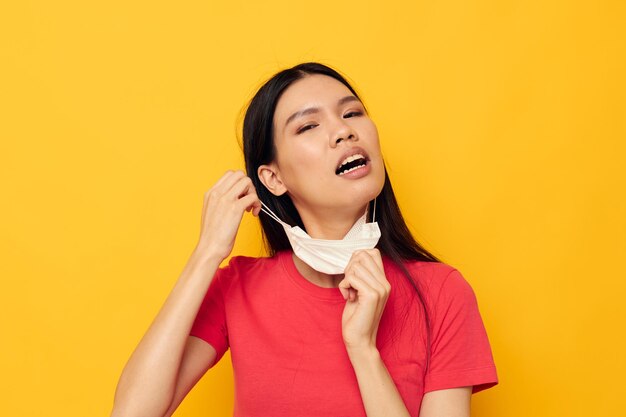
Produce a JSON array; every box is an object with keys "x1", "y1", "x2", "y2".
[{"x1": 338, "y1": 248, "x2": 391, "y2": 352}]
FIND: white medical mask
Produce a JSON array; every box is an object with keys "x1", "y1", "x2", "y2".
[{"x1": 260, "y1": 199, "x2": 381, "y2": 274}]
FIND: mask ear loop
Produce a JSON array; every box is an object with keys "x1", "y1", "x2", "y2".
[
  {"x1": 259, "y1": 201, "x2": 285, "y2": 225},
  {"x1": 372, "y1": 197, "x2": 377, "y2": 223}
]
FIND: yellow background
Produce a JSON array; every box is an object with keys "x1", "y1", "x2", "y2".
[{"x1": 1, "y1": 1, "x2": 624, "y2": 416}]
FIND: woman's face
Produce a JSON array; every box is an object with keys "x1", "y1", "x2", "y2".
[{"x1": 261, "y1": 74, "x2": 385, "y2": 217}]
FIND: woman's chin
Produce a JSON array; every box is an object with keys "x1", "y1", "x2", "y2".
[
  {"x1": 335, "y1": 170, "x2": 384, "y2": 199},
  {"x1": 337, "y1": 185, "x2": 383, "y2": 208}
]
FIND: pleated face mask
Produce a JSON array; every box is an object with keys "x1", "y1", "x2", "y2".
[{"x1": 259, "y1": 199, "x2": 381, "y2": 275}]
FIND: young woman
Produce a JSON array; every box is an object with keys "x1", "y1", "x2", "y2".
[{"x1": 111, "y1": 62, "x2": 498, "y2": 417}]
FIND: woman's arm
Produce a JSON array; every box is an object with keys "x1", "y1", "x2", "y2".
[
  {"x1": 110, "y1": 170, "x2": 263, "y2": 417},
  {"x1": 349, "y1": 346, "x2": 472, "y2": 417},
  {"x1": 339, "y1": 250, "x2": 475, "y2": 416},
  {"x1": 110, "y1": 251, "x2": 223, "y2": 417},
  {"x1": 419, "y1": 386, "x2": 472, "y2": 417},
  {"x1": 340, "y1": 249, "x2": 412, "y2": 416},
  {"x1": 161, "y1": 336, "x2": 219, "y2": 417},
  {"x1": 347, "y1": 347, "x2": 412, "y2": 417}
]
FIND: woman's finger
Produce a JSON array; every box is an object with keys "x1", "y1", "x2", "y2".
[
  {"x1": 212, "y1": 170, "x2": 247, "y2": 197},
  {"x1": 229, "y1": 175, "x2": 255, "y2": 200},
  {"x1": 339, "y1": 271, "x2": 379, "y2": 302},
  {"x1": 237, "y1": 192, "x2": 262, "y2": 216},
  {"x1": 358, "y1": 250, "x2": 385, "y2": 277},
  {"x1": 347, "y1": 251, "x2": 388, "y2": 290},
  {"x1": 209, "y1": 169, "x2": 236, "y2": 192},
  {"x1": 347, "y1": 262, "x2": 387, "y2": 297},
  {"x1": 365, "y1": 249, "x2": 385, "y2": 274}
]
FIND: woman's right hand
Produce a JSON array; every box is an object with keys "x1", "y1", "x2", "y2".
[{"x1": 194, "y1": 170, "x2": 262, "y2": 261}]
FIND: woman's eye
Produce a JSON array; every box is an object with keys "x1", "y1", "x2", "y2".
[
  {"x1": 296, "y1": 124, "x2": 317, "y2": 134},
  {"x1": 295, "y1": 111, "x2": 362, "y2": 134}
]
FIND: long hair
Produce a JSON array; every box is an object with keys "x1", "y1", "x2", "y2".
[{"x1": 241, "y1": 62, "x2": 442, "y2": 373}]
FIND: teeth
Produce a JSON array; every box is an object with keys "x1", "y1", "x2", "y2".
[
  {"x1": 338, "y1": 163, "x2": 366, "y2": 175},
  {"x1": 338, "y1": 153, "x2": 365, "y2": 170}
]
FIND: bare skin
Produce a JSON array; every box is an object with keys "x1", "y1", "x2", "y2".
[
  {"x1": 110, "y1": 170, "x2": 262, "y2": 417},
  {"x1": 110, "y1": 74, "x2": 472, "y2": 417},
  {"x1": 258, "y1": 74, "x2": 472, "y2": 416}
]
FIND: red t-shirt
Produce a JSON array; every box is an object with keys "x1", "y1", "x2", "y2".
[{"x1": 190, "y1": 250, "x2": 498, "y2": 416}]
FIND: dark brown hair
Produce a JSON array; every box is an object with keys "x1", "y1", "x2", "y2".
[{"x1": 241, "y1": 62, "x2": 443, "y2": 373}]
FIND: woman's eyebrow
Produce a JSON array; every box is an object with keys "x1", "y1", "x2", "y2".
[{"x1": 284, "y1": 95, "x2": 360, "y2": 129}]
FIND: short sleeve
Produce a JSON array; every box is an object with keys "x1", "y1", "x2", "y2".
[
  {"x1": 189, "y1": 259, "x2": 234, "y2": 365},
  {"x1": 424, "y1": 268, "x2": 499, "y2": 394}
]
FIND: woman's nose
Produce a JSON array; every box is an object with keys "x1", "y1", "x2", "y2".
[{"x1": 330, "y1": 118, "x2": 357, "y2": 146}]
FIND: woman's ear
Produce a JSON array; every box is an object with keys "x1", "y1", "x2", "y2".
[{"x1": 258, "y1": 163, "x2": 287, "y2": 196}]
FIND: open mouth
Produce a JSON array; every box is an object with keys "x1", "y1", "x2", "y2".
[{"x1": 336, "y1": 156, "x2": 370, "y2": 176}]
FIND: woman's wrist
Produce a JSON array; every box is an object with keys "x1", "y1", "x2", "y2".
[
  {"x1": 178, "y1": 247, "x2": 225, "y2": 286},
  {"x1": 191, "y1": 244, "x2": 226, "y2": 265},
  {"x1": 346, "y1": 344, "x2": 380, "y2": 364}
]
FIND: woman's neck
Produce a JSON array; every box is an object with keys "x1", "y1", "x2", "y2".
[{"x1": 296, "y1": 203, "x2": 369, "y2": 240}]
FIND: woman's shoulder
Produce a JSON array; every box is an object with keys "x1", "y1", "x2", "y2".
[
  {"x1": 383, "y1": 256, "x2": 476, "y2": 304},
  {"x1": 216, "y1": 253, "x2": 277, "y2": 275},
  {"x1": 383, "y1": 255, "x2": 457, "y2": 282},
  {"x1": 213, "y1": 252, "x2": 282, "y2": 287}
]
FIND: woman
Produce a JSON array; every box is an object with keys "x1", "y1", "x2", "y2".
[{"x1": 111, "y1": 62, "x2": 498, "y2": 417}]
